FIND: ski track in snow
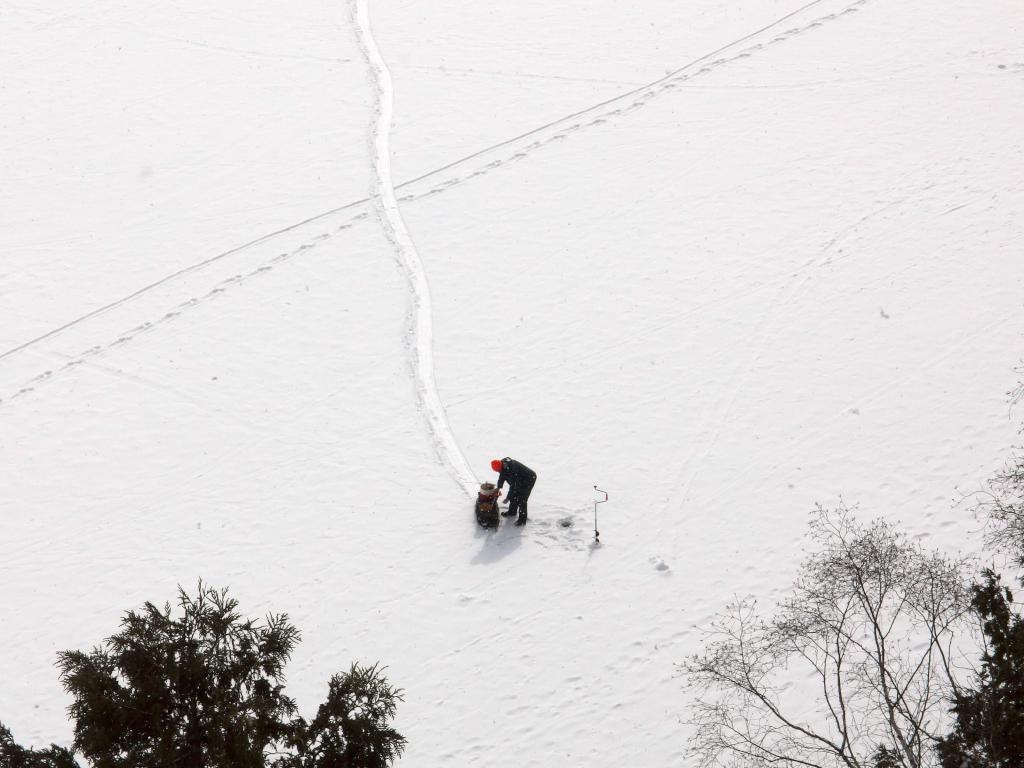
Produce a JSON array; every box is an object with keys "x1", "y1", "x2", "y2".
[
  {"x1": 0, "y1": 0, "x2": 870, "y2": 411},
  {"x1": 350, "y1": 0, "x2": 479, "y2": 497}
]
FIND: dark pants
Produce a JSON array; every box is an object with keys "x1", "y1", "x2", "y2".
[{"x1": 507, "y1": 476, "x2": 536, "y2": 522}]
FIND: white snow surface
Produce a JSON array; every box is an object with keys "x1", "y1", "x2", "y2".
[{"x1": 2, "y1": 0, "x2": 1023, "y2": 765}]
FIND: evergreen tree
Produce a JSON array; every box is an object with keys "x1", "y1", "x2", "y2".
[
  {"x1": 873, "y1": 745, "x2": 903, "y2": 768},
  {"x1": 937, "y1": 569, "x2": 1024, "y2": 768},
  {"x1": 56, "y1": 582, "x2": 299, "y2": 767},
  {"x1": 284, "y1": 664, "x2": 406, "y2": 768},
  {"x1": 2, "y1": 583, "x2": 405, "y2": 768},
  {"x1": 0, "y1": 723, "x2": 79, "y2": 768}
]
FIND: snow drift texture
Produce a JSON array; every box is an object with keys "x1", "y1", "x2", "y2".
[{"x1": 2, "y1": 0, "x2": 1023, "y2": 765}]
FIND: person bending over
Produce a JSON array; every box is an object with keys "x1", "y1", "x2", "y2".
[{"x1": 491, "y1": 457, "x2": 537, "y2": 526}]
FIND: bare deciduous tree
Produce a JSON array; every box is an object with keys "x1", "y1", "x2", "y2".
[
  {"x1": 975, "y1": 455, "x2": 1024, "y2": 562},
  {"x1": 682, "y1": 505, "x2": 973, "y2": 768},
  {"x1": 977, "y1": 364, "x2": 1024, "y2": 561}
]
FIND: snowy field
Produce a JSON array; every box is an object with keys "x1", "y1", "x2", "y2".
[{"x1": 3, "y1": 0, "x2": 1023, "y2": 764}]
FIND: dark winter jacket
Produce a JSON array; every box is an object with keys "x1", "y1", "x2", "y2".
[{"x1": 495, "y1": 457, "x2": 536, "y2": 495}]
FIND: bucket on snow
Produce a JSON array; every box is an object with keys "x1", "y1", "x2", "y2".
[{"x1": 475, "y1": 482, "x2": 501, "y2": 529}]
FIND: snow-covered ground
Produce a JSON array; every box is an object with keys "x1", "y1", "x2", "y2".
[{"x1": 3, "y1": 0, "x2": 1023, "y2": 764}]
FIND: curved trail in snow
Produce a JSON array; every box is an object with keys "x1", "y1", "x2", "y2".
[
  {"x1": 0, "y1": 0, "x2": 871, "y2": 409},
  {"x1": 351, "y1": 0, "x2": 479, "y2": 497},
  {"x1": 0, "y1": 0, "x2": 867, "y2": 369}
]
